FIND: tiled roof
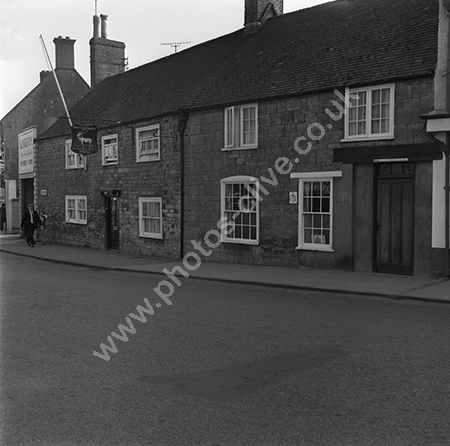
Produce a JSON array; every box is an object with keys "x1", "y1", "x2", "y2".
[{"x1": 40, "y1": 0, "x2": 439, "y2": 138}]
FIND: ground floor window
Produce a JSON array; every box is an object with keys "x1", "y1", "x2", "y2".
[
  {"x1": 139, "y1": 197, "x2": 163, "y2": 239},
  {"x1": 291, "y1": 171, "x2": 342, "y2": 251},
  {"x1": 65, "y1": 195, "x2": 87, "y2": 224},
  {"x1": 221, "y1": 176, "x2": 259, "y2": 245}
]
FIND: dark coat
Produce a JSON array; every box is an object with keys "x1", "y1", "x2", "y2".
[{"x1": 21, "y1": 210, "x2": 42, "y2": 238}]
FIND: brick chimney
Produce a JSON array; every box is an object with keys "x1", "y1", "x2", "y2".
[
  {"x1": 53, "y1": 36, "x2": 75, "y2": 69},
  {"x1": 244, "y1": 0, "x2": 283, "y2": 27},
  {"x1": 90, "y1": 14, "x2": 126, "y2": 88}
]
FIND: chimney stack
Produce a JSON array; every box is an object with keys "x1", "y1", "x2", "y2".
[
  {"x1": 40, "y1": 70, "x2": 51, "y2": 82},
  {"x1": 53, "y1": 36, "x2": 75, "y2": 69},
  {"x1": 90, "y1": 14, "x2": 126, "y2": 87},
  {"x1": 244, "y1": 0, "x2": 283, "y2": 28}
]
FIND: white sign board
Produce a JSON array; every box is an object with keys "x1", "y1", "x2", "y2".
[{"x1": 18, "y1": 127, "x2": 36, "y2": 175}]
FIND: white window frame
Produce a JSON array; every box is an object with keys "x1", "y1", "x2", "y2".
[
  {"x1": 343, "y1": 83, "x2": 395, "y2": 141},
  {"x1": 223, "y1": 104, "x2": 258, "y2": 150},
  {"x1": 136, "y1": 125, "x2": 160, "y2": 162},
  {"x1": 102, "y1": 134, "x2": 118, "y2": 165},
  {"x1": 139, "y1": 197, "x2": 163, "y2": 239},
  {"x1": 65, "y1": 195, "x2": 87, "y2": 224},
  {"x1": 65, "y1": 140, "x2": 86, "y2": 169},
  {"x1": 220, "y1": 175, "x2": 260, "y2": 245},
  {"x1": 291, "y1": 171, "x2": 342, "y2": 252}
]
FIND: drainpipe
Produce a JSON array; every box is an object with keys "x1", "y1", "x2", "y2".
[
  {"x1": 445, "y1": 0, "x2": 450, "y2": 278},
  {"x1": 178, "y1": 110, "x2": 188, "y2": 260}
]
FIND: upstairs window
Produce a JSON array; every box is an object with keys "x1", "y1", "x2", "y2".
[
  {"x1": 224, "y1": 104, "x2": 258, "y2": 149},
  {"x1": 136, "y1": 125, "x2": 160, "y2": 162},
  {"x1": 344, "y1": 84, "x2": 394, "y2": 140},
  {"x1": 65, "y1": 140, "x2": 86, "y2": 169},
  {"x1": 102, "y1": 134, "x2": 118, "y2": 165}
]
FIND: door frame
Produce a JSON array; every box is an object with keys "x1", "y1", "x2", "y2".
[
  {"x1": 374, "y1": 162, "x2": 415, "y2": 275},
  {"x1": 102, "y1": 190, "x2": 121, "y2": 251}
]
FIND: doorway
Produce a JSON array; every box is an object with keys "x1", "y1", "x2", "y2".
[
  {"x1": 376, "y1": 162, "x2": 415, "y2": 275},
  {"x1": 105, "y1": 196, "x2": 120, "y2": 251}
]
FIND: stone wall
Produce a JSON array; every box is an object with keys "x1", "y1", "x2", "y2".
[
  {"x1": 183, "y1": 76, "x2": 435, "y2": 269},
  {"x1": 36, "y1": 115, "x2": 181, "y2": 259}
]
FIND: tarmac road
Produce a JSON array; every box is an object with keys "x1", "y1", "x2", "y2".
[{"x1": 1, "y1": 252, "x2": 450, "y2": 446}]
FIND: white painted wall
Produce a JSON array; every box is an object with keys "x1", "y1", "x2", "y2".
[
  {"x1": 432, "y1": 2, "x2": 449, "y2": 249},
  {"x1": 432, "y1": 158, "x2": 446, "y2": 248}
]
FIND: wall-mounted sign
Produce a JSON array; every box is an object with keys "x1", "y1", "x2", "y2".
[
  {"x1": 289, "y1": 192, "x2": 298, "y2": 204},
  {"x1": 18, "y1": 127, "x2": 36, "y2": 175},
  {"x1": 40, "y1": 189, "x2": 48, "y2": 196}
]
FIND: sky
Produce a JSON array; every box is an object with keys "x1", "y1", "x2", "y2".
[{"x1": 0, "y1": 0, "x2": 331, "y2": 119}]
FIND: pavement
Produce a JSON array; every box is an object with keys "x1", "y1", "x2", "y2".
[{"x1": 1, "y1": 233, "x2": 449, "y2": 303}]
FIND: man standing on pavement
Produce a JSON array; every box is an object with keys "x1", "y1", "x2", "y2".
[{"x1": 21, "y1": 203, "x2": 42, "y2": 247}]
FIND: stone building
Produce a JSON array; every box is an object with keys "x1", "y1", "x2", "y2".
[
  {"x1": 36, "y1": 0, "x2": 449, "y2": 277},
  {"x1": 0, "y1": 37, "x2": 90, "y2": 233},
  {"x1": 0, "y1": 13, "x2": 126, "y2": 234}
]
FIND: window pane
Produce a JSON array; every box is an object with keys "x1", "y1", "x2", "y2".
[
  {"x1": 313, "y1": 198, "x2": 320, "y2": 212},
  {"x1": 322, "y1": 198, "x2": 330, "y2": 213},
  {"x1": 372, "y1": 89, "x2": 381, "y2": 104},
  {"x1": 304, "y1": 214, "x2": 312, "y2": 227},
  {"x1": 304, "y1": 228, "x2": 312, "y2": 243},
  {"x1": 381, "y1": 88, "x2": 390, "y2": 103},
  {"x1": 303, "y1": 182, "x2": 311, "y2": 197},
  {"x1": 303, "y1": 198, "x2": 311, "y2": 212},
  {"x1": 357, "y1": 106, "x2": 366, "y2": 120},
  {"x1": 312, "y1": 182, "x2": 320, "y2": 196},
  {"x1": 372, "y1": 104, "x2": 380, "y2": 119},
  {"x1": 313, "y1": 214, "x2": 321, "y2": 228},
  {"x1": 372, "y1": 120, "x2": 380, "y2": 134},
  {"x1": 359, "y1": 91, "x2": 367, "y2": 105}
]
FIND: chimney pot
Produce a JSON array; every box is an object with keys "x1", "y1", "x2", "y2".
[
  {"x1": 100, "y1": 14, "x2": 108, "y2": 38},
  {"x1": 93, "y1": 15, "x2": 100, "y2": 38}
]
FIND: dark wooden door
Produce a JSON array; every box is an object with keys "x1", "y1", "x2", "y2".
[
  {"x1": 106, "y1": 196, "x2": 120, "y2": 251},
  {"x1": 376, "y1": 163, "x2": 414, "y2": 275}
]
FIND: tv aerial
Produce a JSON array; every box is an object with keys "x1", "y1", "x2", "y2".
[{"x1": 161, "y1": 41, "x2": 191, "y2": 53}]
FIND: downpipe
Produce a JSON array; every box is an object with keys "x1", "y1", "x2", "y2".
[
  {"x1": 444, "y1": 0, "x2": 450, "y2": 278},
  {"x1": 178, "y1": 110, "x2": 188, "y2": 261}
]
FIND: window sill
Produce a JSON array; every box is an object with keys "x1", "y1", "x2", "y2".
[
  {"x1": 221, "y1": 238, "x2": 259, "y2": 246},
  {"x1": 65, "y1": 221, "x2": 87, "y2": 225},
  {"x1": 296, "y1": 246, "x2": 334, "y2": 253},
  {"x1": 136, "y1": 158, "x2": 161, "y2": 163},
  {"x1": 221, "y1": 146, "x2": 258, "y2": 151},
  {"x1": 139, "y1": 234, "x2": 163, "y2": 240},
  {"x1": 340, "y1": 135, "x2": 394, "y2": 143}
]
